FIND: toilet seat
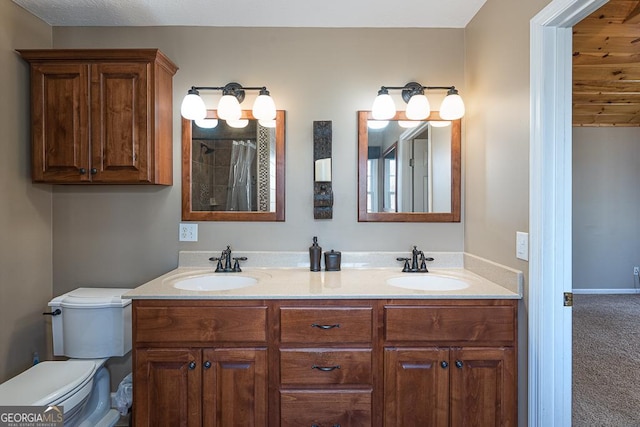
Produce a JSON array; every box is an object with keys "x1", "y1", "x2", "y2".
[{"x1": 0, "y1": 360, "x2": 96, "y2": 408}]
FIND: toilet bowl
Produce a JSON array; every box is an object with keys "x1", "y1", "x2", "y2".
[{"x1": 0, "y1": 288, "x2": 132, "y2": 427}]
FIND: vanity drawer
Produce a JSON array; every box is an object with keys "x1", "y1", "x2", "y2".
[
  {"x1": 280, "y1": 349, "x2": 372, "y2": 385},
  {"x1": 134, "y1": 306, "x2": 267, "y2": 343},
  {"x1": 280, "y1": 307, "x2": 373, "y2": 344},
  {"x1": 280, "y1": 390, "x2": 372, "y2": 427},
  {"x1": 385, "y1": 305, "x2": 515, "y2": 344}
]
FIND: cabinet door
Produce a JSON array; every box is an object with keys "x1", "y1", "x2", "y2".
[
  {"x1": 384, "y1": 347, "x2": 449, "y2": 427},
  {"x1": 450, "y1": 347, "x2": 517, "y2": 427},
  {"x1": 134, "y1": 348, "x2": 202, "y2": 427},
  {"x1": 30, "y1": 62, "x2": 90, "y2": 182},
  {"x1": 90, "y1": 62, "x2": 150, "y2": 182},
  {"x1": 202, "y1": 348, "x2": 267, "y2": 427}
]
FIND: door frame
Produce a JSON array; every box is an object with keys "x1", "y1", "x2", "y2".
[{"x1": 528, "y1": 0, "x2": 607, "y2": 425}]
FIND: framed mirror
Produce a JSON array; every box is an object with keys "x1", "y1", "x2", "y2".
[
  {"x1": 182, "y1": 110, "x2": 285, "y2": 221},
  {"x1": 358, "y1": 111, "x2": 460, "y2": 222}
]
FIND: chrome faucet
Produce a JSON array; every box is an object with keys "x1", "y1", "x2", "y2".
[
  {"x1": 397, "y1": 246, "x2": 434, "y2": 273},
  {"x1": 208, "y1": 245, "x2": 247, "y2": 272}
]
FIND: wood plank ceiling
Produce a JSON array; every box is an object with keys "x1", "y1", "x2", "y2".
[{"x1": 573, "y1": 0, "x2": 640, "y2": 126}]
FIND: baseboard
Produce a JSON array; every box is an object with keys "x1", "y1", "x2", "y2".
[{"x1": 573, "y1": 288, "x2": 640, "y2": 295}]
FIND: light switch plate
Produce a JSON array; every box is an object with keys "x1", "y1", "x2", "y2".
[
  {"x1": 516, "y1": 231, "x2": 528, "y2": 261},
  {"x1": 179, "y1": 223, "x2": 198, "y2": 242}
]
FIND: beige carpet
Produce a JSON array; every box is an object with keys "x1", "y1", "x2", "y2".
[{"x1": 573, "y1": 294, "x2": 640, "y2": 427}]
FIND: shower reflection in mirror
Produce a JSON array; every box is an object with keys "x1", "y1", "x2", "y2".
[
  {"x1": 366, "y1": 120, "x2": 452, "y2": 214},
  {"x1": 191, "y1": 118, "x2": 276, "y2": 212}
]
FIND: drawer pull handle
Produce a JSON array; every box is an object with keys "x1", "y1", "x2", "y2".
[
  {"x1": 455, "y1": 360, "x2": 464, "y2": 368},
  {"x1": 203, "y1": 361, "x2": 211, "y2": 369},
  {"x1": 188, "y1": 361, "x2": 196, "y2": 370},
  {"x1": 312, "y1": 364, "x2": 341, "y2": 372},
  {"x1": 441, "y1": 361, "x2": 448, "y2": 369},
  {"x1": 311, "y1": 323, "x2": 340, "y2": 330}
]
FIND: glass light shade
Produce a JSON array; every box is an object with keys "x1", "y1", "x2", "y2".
[
  {"x1": 258, "y1": 119, "x2": 276, "y2": 128},
  {"x1": 227, "y1": 119, "x2": 249, "y2": 128},
  {"x1": 439, "y1": 93, "x2": 465, "y2": 120},
  {"x1": 367, "y1": 120, "x2": 389, "y2": 130},
  {"x1": 195, "y1": 118, "x2": 218, "y2": 129},
  {"x1": 405, "y1": 94, "x2": 431, "y2": 120},
  {"x1": 252, "y1": 94, "x2": 276, "y2": 120},
  {"x1": 372, "y1": 94, "x2": 396, "y2": 120},
  {"x1": 429, "y1": 120, "x2": 451, "y2": 128},
  {"x1": 398, "y1": 120, "x2": 421, "y2": 128},
  {"x1": 217, "y1": 95, "x2": 242, "y2": 121},
  {"x1": 181, "y1": 93, "x2": 207, "y2": 120}
]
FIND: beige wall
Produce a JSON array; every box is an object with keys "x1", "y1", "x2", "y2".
[
  {"x1": 0, "y1": 2, "x2": 52, "y2": 382},
  {"x1": 573, "y1": 127, "x2": 640, "y2": 292},
  {"x1": 465, "y1": 0, "x2": 552, "y2": 425},
  {"x1": 50, "y1": 26, "x2": 466, "y2": 295}
]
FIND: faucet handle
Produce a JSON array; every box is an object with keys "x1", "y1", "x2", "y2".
[
  {"x1": 209, "y1": 256, "x2": 224, "y2": 272},
  {"x1": 419, "y1": 255, "x2": 435, "y2": 272},
  {"x1": 396, "y1": 257, "x2": 411, "y2": 272},
  {"x1": 232, "y1": 257, "x2": 248, "y2": 272}
]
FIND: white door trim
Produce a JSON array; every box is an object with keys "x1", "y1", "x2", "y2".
[{"x1": 529, "y1": 0, "x2": 607, "y2": 425}]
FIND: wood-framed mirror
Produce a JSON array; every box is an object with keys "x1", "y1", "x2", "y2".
[
  {"x1": 358, "y1": 111, "x2": 461, "y2": 222},
  {"x1": 182, "y1": 110, "x2": 285, "y2": 221}
]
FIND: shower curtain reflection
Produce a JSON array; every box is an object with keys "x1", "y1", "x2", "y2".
[{"x1": 226, "y1": 140, "x2": 257, "y2": 211}]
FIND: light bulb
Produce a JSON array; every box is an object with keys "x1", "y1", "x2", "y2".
[
  {"x1": 405, "y1": 94, "x2": 430, "y2": 120},
  {"x1": 180, "y1": 92, "x2": 207, "y2": 120},
  {"x1": 195, "y1": 118, "x2": 218, "y2": 129},
  {"x1": 372, "y1": 89, "x2": 396, "y2": 120},
  {"x1": 398, "y1": 120, "x2": 421, "y2": 128},
  {"x1": 252, "y1": 93, "x2": 276, "y2": 120},
  {"x1": 367, "y1": 120, "x2": 389, "y2": 130},
  {"x1": 227, "y1": 119, "x2": 249, "y2": 128},
  {"x1": 429, "y1": 120, "x2": 451, "y2": 128},
  {"x1": 217, "y1": 95, "x2": 242, "y2": 121},
  {"x1": 258, "y1": 119, "x2": 276, "y2": 128},
  {"x1": 440, "y1": 91, "x2": 465, "y2": 120}
]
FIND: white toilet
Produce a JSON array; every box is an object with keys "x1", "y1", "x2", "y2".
[{"x1": 0, "y1": 288, "x2": 132, "y2": 427}]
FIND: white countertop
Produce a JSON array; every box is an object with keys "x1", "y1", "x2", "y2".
[{"x1": 124, "y1": 266, "x2": 521, "y2": 300}]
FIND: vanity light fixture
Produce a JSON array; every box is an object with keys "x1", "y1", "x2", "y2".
[
  {"x1": 371, "y1": 82, "x2": 465, "y2": 121},
  {"x1": 180, "y1": 82, "x2": 276, "y2": 122}
]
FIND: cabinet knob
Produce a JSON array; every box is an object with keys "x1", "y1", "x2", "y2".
[
  {"x1": 455, "y1": 360, "x2": 464, "y2": 368},
  {"x1": 188, "y1": 361, "x2": 197, "y2": 370},
  {"x1": 90, "y1": 168, "x2": 97, "y2": 175},
  {"x1": 440, "y1": 361, "x2": 448, "y2": 369},
  {"x1": 203, "y1": 361, "x2": 211, "y2": 369},
  {"x1": 79, "y1": 168, "x2": 86, "y2": 175}
]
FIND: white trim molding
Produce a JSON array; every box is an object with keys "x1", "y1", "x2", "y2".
[{"x1": 529, "y1": 0, "x2": 607, "y2": 426}]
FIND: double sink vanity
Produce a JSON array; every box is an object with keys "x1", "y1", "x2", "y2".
[{"x1": 127, "y1": 250, "x2": 521, "y2": 427}]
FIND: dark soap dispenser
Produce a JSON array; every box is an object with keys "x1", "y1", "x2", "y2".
[{"x1": 309, "y1": 236, "x2": 322, "y2": 272}]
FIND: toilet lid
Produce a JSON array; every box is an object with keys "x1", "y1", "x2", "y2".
[
  {"x1": 49, "y1": 287, "x2": 132, "y2": 309},
  {"x1": 0, "y1": 361, "x2": 96, "y2": 405}
]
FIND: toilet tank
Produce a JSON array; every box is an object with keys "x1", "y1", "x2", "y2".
[{"x1": 48, "y1": 288, "x2": 133, "y2": 358}]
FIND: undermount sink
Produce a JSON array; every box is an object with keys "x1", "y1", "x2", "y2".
[
  {"x1": 386, "y1": 275, "x2": 470, "y2": 291},
  {"x1": 173, "y1": 274, "x2": 258, "y2": 291}
]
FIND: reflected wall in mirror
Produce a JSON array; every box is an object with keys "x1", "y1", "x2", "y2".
[
  {"x1": 358, "y1": 111, "x2": 460, "y2": 222},
  {"x1": 182, "y1": 110, "x2": 285, "y2": 221}
]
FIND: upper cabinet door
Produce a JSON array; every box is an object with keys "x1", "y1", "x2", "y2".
[
  {"x1": 30, "y1": 62, "x2": 90, "y2": 182},
  {"x1": 19, "y1": 49, "x2": 178, "y2": 185},
  {"x1": 90, "y1": 62, "x2": 150, "y2": 183}
]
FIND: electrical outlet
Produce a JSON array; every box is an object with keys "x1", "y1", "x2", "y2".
[
  {"x1": 179, "y1": 223, "x2": 198, "y2": 242},
  {"x1": 634, "y1": 266, "x2": 639, "y2": 276}
]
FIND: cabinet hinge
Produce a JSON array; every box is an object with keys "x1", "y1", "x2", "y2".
[{"x1": 563, "y1": 292, "x2": 573, "y2": 307}]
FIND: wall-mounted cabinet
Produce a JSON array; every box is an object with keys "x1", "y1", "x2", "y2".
[{"x1": 18, "y1": 49, "x2": 178, "y2": 184}]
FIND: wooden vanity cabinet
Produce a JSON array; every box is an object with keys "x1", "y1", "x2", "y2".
[
  {"x1": 383, "y1": 300, "x2": 518, "y2": 427},
  {"x1": 132, "y1": 301, "x2": 268, "y2": 427},
  {"x1": 132, "y1": 298, "x2": 517, "y2": 427},
  {"x1": 276, "y1": 303, "x2": 377, "y2": 427},
  {"x1": 18, "y1": 49, "x2": 178, "y2": 184}
]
